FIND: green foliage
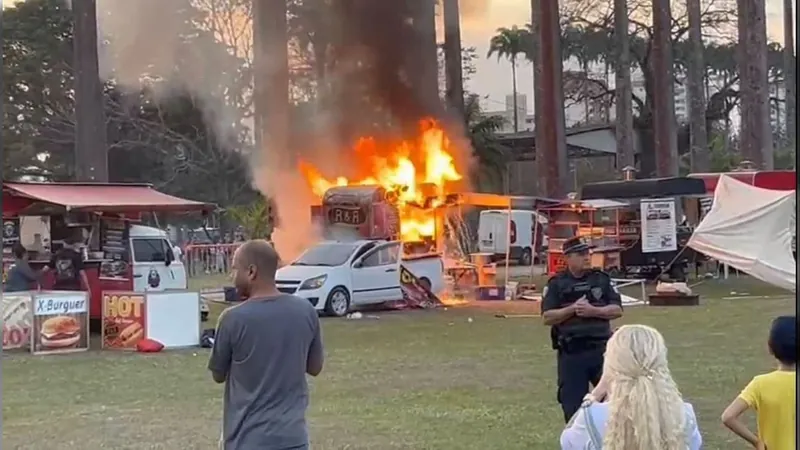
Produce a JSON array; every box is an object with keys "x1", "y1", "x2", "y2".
[
  {"x1": 3, "y1": 0, "x2": 257, "y2": 208},
  {"x1": 487, "y1": 26, "x2": 529, "y2": 63},
  {"x1": 464, "y1": 94, "x2": 509, "y2": 192},
  {"x1": 225, "y1": 197, "x2": 274, "y2": 240}
]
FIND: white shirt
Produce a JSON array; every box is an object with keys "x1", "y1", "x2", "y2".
[{"x1": 560, "y1": 401, "x2": 703, "y2": 450}]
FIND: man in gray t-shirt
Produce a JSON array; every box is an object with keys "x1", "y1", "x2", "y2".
[{"x1": 209, "y1": 240, "x2": 324, "y2": 450}]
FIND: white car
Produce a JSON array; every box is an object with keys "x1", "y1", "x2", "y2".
[{"x1": 276, "y1": 240, "x2": 445, "y2": 317}]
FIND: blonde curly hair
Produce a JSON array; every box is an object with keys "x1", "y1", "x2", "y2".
[{"x1": 602, "y1": 324, "x2": 688, "y2": 450}]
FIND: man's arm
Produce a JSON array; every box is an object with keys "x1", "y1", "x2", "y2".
[
  {"x1": 541, "y1": 279, "x2": 575, "y2": 326},
  {"x1": 74, "y1": 256, "x2": 91, "y2": 293},
  {"x1": 208, "y1": 311, "x2": 236, "y2": 383},
  {"x1": 306, "y1": 315, "x2": 324, "y2": 377},
  {"x1": 18, "y1": 263, "x2": 40, "y2": 284}
]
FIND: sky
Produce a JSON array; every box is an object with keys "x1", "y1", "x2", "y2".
[
  {"x1": 3, "y1": 0, "x2": 794, "y2": 113},
  {"x1": 459, "y1": 0, "x2": 794, "y2": 113}
]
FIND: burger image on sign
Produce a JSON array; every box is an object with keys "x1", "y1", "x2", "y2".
[{"x1": 40, "y1": 316, "x2": 81, "y2": 349}]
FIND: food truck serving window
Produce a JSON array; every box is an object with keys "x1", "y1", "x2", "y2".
[{"x1": 132, "y1": 238, "x2": 169, "y2": 262}]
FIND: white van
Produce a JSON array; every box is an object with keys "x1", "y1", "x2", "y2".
[
  {"x1": 477, "y1": 210, "x2": 548, "y2": 265},
  {"x1": 128, "y1": 225, "x2": 188, "y2": 292}
]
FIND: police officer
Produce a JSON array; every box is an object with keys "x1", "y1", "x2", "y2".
[{"x1": 542, "y1": 237, "x2": 623, "y2": 423}]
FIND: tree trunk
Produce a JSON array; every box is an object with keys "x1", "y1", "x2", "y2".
[
  {"x1": 737, "y1": 0, "x2": 773, "y2": 168},
  {"x1": 582, "y1": 60, "x2": 590, "y2": 124},
  {"x1": 614, "y1": 0, "x2": 635, "y2": 172},
  {"x1": 415, "y1": 0, "x2": 440, "y2": 109},
  {"x1": 783, "y1": 0, "x2": 796, "y2": 150},
  {"x1": 443, "y1": 0, "x2": 464, "y2": 116},
  {"x1": 530, "y1": 0, "x2": 568, "y2": 196},
  {"x1": 253, "y1": 0, "x2": 289, "y2": 170},
  {"x1": 512, "y1": 59, "x2": 519, "y2": 133},
  {"x1": 651, "y1": 0, "x2": 679, "y2": 176},
  {"x1": 687, "y1": 0, "x2": 709, "y2": 172},
  {"x1": 603, "y1": 60, "x2": 611, "y2": 122},
  {"x1": 73, "y1": 0, "x2": 108, "y2": 181}
]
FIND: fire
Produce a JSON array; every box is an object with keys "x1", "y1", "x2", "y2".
[{"x1": 300, "y1": 119, "x2": 463, "y2": 241}]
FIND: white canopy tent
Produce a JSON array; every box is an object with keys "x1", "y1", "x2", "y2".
[{"x1": 687, "y1": 175, "x2": 796, "y2": 292}]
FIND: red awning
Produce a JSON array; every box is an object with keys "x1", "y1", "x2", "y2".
[
  {"x1": 3, "y1": 182, "x2": 215, "y2": 214},
  {"x1": 689, "y1": 171, "x2": 797, "y2": 193}
]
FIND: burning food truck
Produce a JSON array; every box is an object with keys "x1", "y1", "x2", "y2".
[{"x1": 275, "y1": 119, "x2": 463, "y2": 316}]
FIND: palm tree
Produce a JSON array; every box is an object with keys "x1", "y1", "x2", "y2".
[
  {"x1": 488, "y1": 26, "x2": 528, "y2": 133},
  {"x1": 443, "y1": 0, "x2": 464, "y2": 115},
  {"x1": 737, "y1": 0, "x2": 773, "y2": 168},
  {"x1": 464, "y1": 94, "x2": 509, "y2": 191},
  {"x1": 613, "y1": 0, "x2": 635, "y2": 171},
  {"x1": 72, "y1": 0, "x2": 108, "y2": 181},
  {"x1": 783, "y1": 0, "x2": 796, "y2": 150},
  {"x1": 687, "y1": 0, "x2": 709, "y2": 171},
  {"x1": 253, "y1": 0, "x2": 289, "y2": 163}
]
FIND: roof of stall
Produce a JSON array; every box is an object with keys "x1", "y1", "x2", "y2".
[
  {"x1": 450, "y1": 192, "x2": 562, "y2": 209},
  {"x1": 2, "y1": 182, "x2": 215, "y2": 215},
  {"x1": 580, "y1": 177, "x2": 707, "y2": 200},
  {"x1": 543, "y1": 198, "x2": 630, "y2": 210}
]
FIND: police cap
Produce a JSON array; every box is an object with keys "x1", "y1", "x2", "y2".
[{"x1": 562, "y1": 236, "x2": 590, "y2": 255}]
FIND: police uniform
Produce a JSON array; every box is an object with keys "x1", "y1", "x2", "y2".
[{"x1": 542, "y1": 237, "x2": 623, "y2": 423}]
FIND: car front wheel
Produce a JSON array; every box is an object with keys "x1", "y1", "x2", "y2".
[{"x1": 324, "y1": 286, "x2": 351, "y2": 317}]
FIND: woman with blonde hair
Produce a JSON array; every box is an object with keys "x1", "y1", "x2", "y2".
[{"x1": 560, "y1": 324, "x2": 702, "y2": 450}]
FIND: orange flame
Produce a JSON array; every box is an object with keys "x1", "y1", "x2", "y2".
[{"x1": 300, "y1": 119, "x2": 463, "y2": 241}]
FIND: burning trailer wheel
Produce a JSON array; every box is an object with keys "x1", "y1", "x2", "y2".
[
  {"x1": 419, "y1": 277, "x2": 432, "y2": 291},
  {"x1": 325, "y1": 287, "x2": 351, "y2": 317}
]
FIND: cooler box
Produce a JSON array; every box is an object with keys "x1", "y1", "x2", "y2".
[{"x1": 475, "y1": 285, "x2": 506, "y2": 301}]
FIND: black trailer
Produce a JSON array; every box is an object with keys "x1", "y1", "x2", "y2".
[{"x1": 580, "y1": 177, "x2": 707, "y2": 280}]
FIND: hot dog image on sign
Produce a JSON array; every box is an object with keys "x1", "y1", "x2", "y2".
[
  {"x1": 102, "y1": 293, "x2": 146, "y2": 350},
  {"x1": 30, "y1": 293, "x2": 89, "y2": 355}
]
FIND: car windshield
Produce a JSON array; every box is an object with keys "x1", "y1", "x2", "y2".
[{"x1": 292, "y1": 243, "x2": 358, "y2": 267}]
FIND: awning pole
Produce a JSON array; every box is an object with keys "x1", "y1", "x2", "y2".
[{"x1": 505, "y1": 204, "x2": 511, "y2": 287}]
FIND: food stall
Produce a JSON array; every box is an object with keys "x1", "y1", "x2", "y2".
[
  {"x1": 2, "y1": 182, "x2": 214, "y2": 323},
  {"x1": 580, "y1": 177, "x2": 707, "y2": 279},
  {"x1": 540, "y1": 198, "x2": 629, "y2": 276},
  {"x1": 435, "y1": 193, "x2": 560, "y2": 295}
]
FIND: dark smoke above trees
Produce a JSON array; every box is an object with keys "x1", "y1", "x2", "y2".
[{"x1": 4, "y1": 0, "x2": 510, "y2": 207}]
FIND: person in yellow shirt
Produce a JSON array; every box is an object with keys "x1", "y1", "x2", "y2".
[{"x1": 722, "y1": 315, "x2": 796, "y2": 450}]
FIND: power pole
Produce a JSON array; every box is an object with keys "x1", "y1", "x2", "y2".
[{"x1": 73, "y1": 0, "x2": 108, "y2": 181}]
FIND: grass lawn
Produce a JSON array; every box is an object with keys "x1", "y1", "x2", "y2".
[{"x1": 2, "y1": 277, "x2": 795, "y2": 449}]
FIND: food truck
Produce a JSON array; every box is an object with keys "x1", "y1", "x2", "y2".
[
  {"x1": 2, "y1": 182, "x2": 214, "y2": 321},
  {"x1": 579, "y1": 177, "x2": 707, "y2": 279}
]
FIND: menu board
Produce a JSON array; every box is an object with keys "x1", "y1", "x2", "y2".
[
  {"x1": 100, "y1": 220, "x2": 129, "y2": 279},
  {"x1": 30, "y1": 291, "x2": 89, "y2": 355},
  {"x1": 3, "y1": 218, "x2": 20, "y2": 246},
  {"x1": 640, "y1": 198, "x2": 678, "y2": 253}
]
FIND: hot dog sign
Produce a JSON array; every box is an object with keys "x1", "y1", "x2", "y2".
[{"x1": 102, "y1": 292, "x2": 146, "y2": 350}]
